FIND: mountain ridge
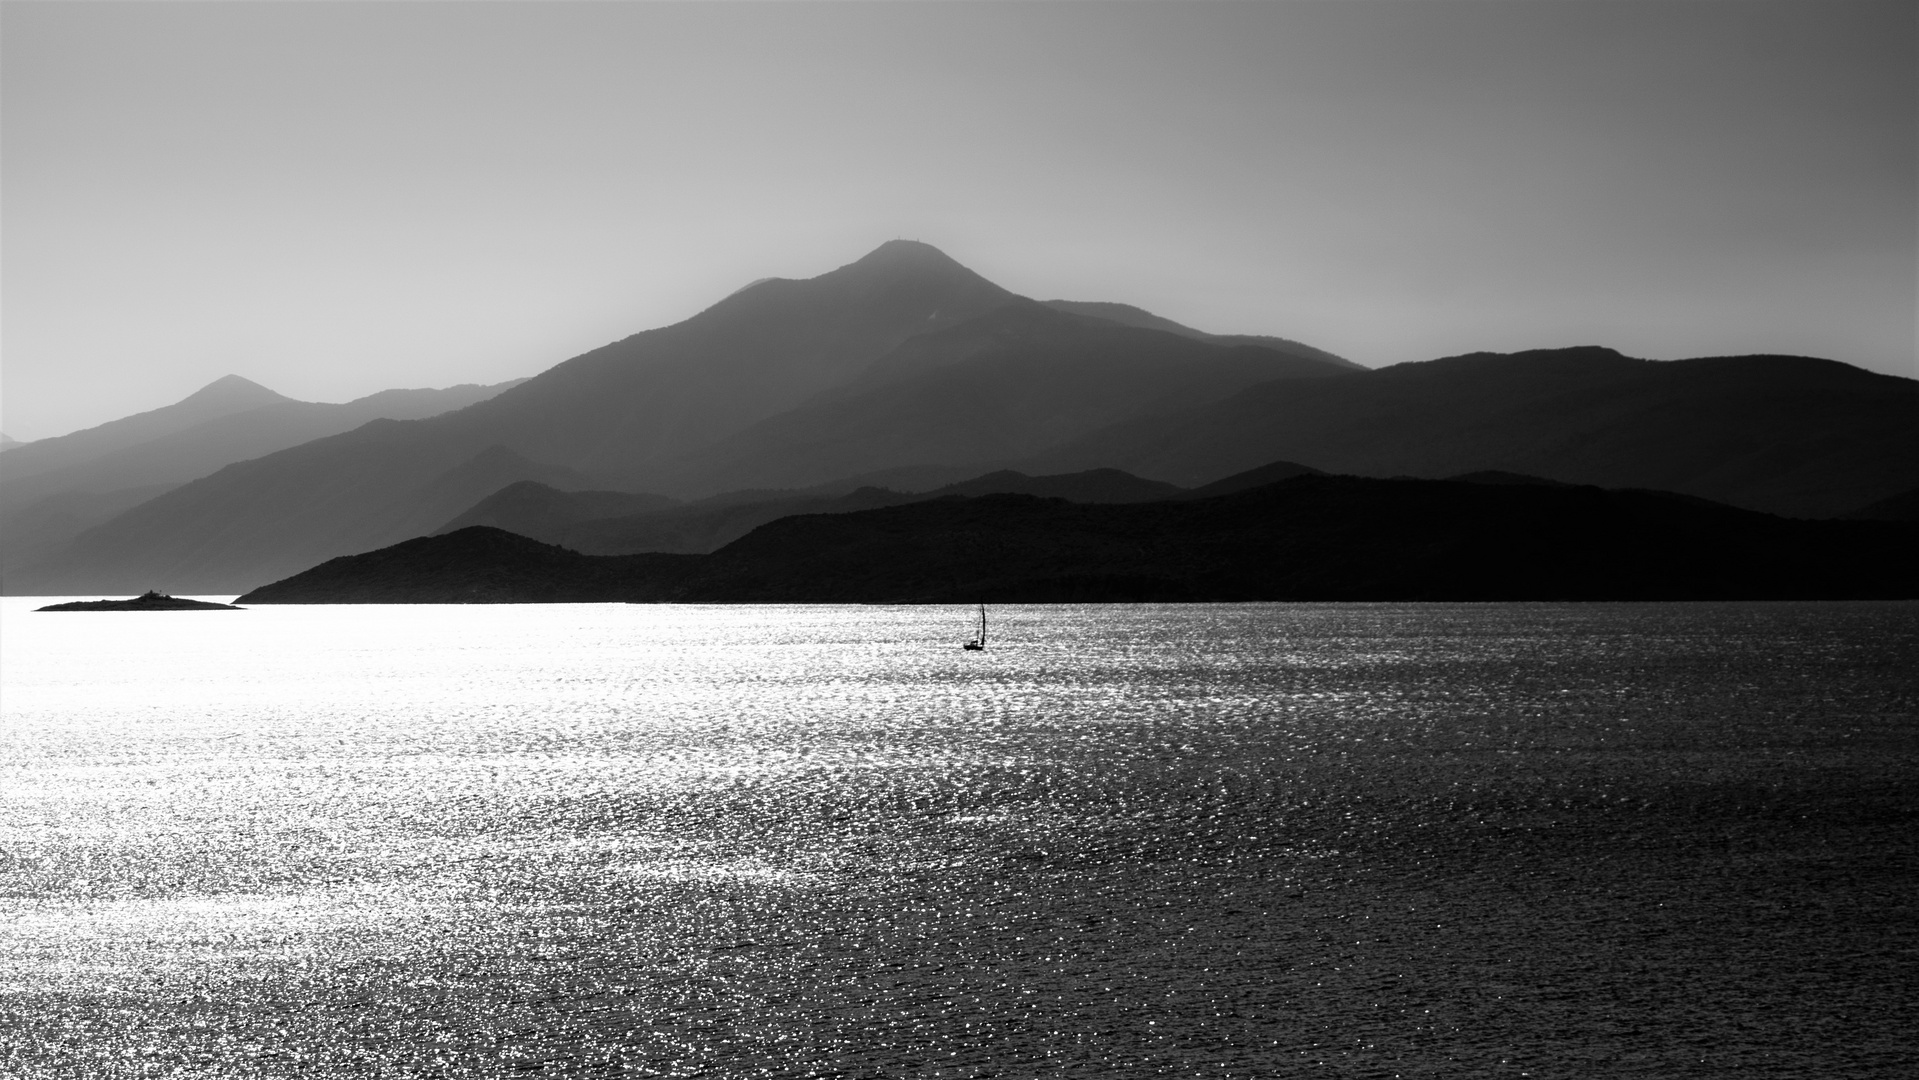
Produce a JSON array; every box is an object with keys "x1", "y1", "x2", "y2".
[
  {"x1": 0, "y1": 374, "x2": 293, "y2": 483},
  {"x1": 1042, "y1": 299, "x2": 1359, "y2": 371},
  {"x1": 1025, "y1": 346, "x2": 1918, "y2": 518}
]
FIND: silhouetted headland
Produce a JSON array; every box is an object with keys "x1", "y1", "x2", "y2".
[
  {"x1": 236, "y1": 470, "x2": 1918, "y2": 604},
  {"x1": 38, "y1": 590, "x2": 242, "y2": 611}
]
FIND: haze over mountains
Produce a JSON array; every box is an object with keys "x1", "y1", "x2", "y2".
[
  {"x1": 5, "y1": 239, "x2": 1915, "y2": 595},
  {"x1": 0, "y1": 377, "x2": 524, "y2": 586}
]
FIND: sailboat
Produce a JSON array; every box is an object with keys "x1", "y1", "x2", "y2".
[{"x1": 961, "y1": 603, "x2": 986, "y2": 650}]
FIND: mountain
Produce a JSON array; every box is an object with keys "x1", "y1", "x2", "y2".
[
  {"x1": 440, "y1": 467, "x2": 1178, "y2": 557},
  {"x1": 666, "y1": 299, "x2": 1350, "y2": 493},
  {"x1": 236, "y1": 473, "x2": 1919, "y2": 604},
  {"x1": 444, "y1": 240, "x2": 1028, "y2": 487},
  {"x1": 10, "y1": 242, "x2": 1353, "y2": 594},
  {"x1": 551, "y1": 485, "x2": 917, "y2": 556},
  {"x1": 0, "y1": 433, "x2": 25, "y2": 452},
  {"x1": 0, "y1": 378, "x2": 527, "y2": 588},
  {"x1": 0, "y1": 485, "x2": 178, "y2": 588},
  {"x1": 2, "y1": 379, "x2": 526, "y2": 507},
  {"x1": 1178, "y1": 460, "x2": 1324, "y2": 499},
  {"x1": 1027, "y1": 347, "x2": 1919, "y2": 519},
  {"x1": 239, "y1": 526, "x2": 697, "y2": 605},
  {"x1": 927, "y1": 467, "x2": 1181, "y2": 503},
  {"x1": 1840, "y1": 487, "x2": 1919, "y2": 522},
  {"x1": 436, "y1": 481, "x2": 679, "y2": 538},
  {"x1": 377, "y1": 445, "x2": 601, "y2": 544},
  {"x1": 21, "y1": 242, "x2": 1906, "y2": 596},
  {"x1": 0, "y1": 375, "x2": 292, "y2": 483},
  {"x1": 8, "y1": 242, "x2": 1031, "y2": 593},
  {"x1": 1445, "y1": 470, "x2": 1575, "y2": 487},
  {"x1": 1042, "y1": 300, "x2": 1360, "y2": 371}
]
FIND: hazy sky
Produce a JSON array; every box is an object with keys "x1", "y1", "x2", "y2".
[{"x1": 3, "y1": 1, "x2": 1912, "y2": 441}]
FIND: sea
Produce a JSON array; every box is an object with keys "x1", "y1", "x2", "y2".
[{"x1": 1, "y1": 599, "x2": 1914, "y2": 1078}]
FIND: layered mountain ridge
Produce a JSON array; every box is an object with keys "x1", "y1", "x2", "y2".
[
  {"x1": 6, "y1": 239, "x2": 1914, "y2": 595},
  {"x1": 0, "y1": 377, "x2": 527, "y2": 587},
  {"x1": 1026, "y1": 346, "x2": 1918, "y2": 518},
  {"x1": 8, "y1": 242, "x2": 1352, "y2": 593}
]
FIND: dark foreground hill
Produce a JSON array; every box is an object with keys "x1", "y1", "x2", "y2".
[
  {"x1": 238, "y1": 473, "x2": 1918, "y2": 604},
  {"x1": 1842, "y1": 487, "x2": 1919, "y2": 522}
]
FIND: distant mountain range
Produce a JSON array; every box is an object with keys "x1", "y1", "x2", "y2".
[
  {"x1": 237, "y1": 471, "x2": 1918, "y2": 604},
  {"x1": 7, "y1": 242, "x2": 1351, "y2": 593},
  {"x1": 0, "y1": 377, "x2": 524, "y2": 586},
  {"x1": 6, "y1": 239, "x2": 1916, "y2": 596}
]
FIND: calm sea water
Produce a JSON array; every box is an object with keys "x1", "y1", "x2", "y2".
[{"x1": 1, "y1": 599, "x2": 1914, "y2": 1078}]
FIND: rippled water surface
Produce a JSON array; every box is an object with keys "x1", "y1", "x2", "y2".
[{"x1": 2, "y1": 600, "x2": 1915, "y2": 1077}]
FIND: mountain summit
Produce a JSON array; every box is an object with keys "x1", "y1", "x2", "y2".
[
  {"x1": 175, "y1": 374, "x2": 290, "y2": 413},
  {"x1": 0, "y1": 374, "x2": 294, "y2": 485},
  {"x1": 436, "y1": 240, "x2": 1023, "y2": 483},
  {"x1": 843, "y1": 238, "x2": 974, "y2": 273}
]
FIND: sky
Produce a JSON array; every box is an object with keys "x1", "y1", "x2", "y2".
[{"x1": 3, "y1": 0, "x2": 1913, "y2": 441}]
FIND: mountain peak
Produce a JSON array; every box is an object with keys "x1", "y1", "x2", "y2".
[
  {"x1": 858, "y1": 238, "x2": 957, "y2": 260},
  {"x1": 814, "y1": 240, "x2": 1013, "y2": 306},
  {"x1": 841, "y1": 239, "x2": 976, "y2": 277},
  {"x1": 178, "y1": 374, "x2": 292, "y2": 410}
]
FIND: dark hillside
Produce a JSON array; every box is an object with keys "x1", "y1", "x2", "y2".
[
  {"x1": 1033, "y1": 347, "x2": 1919, "y2": 518},
  {"x1": 1841, "y1": 487, "x2": 1919, "y2": 522},
  {"x1": 671, "y1": 300, "x2": 1349, "y2": 493},
  {"x1": 239, "y1": 474, "x2": 1918, "y2": 604},
  {"x1": 1042, "y1": 300, "x2": 1360, "y2": 370},
  {"x1": 1180, "y1": 460, "x2": 1325, "y2": 499}
]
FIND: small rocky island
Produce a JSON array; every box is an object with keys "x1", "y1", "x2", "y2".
[{"x1": 37, "y1": 591, "x2": 242, "y2": 612}]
